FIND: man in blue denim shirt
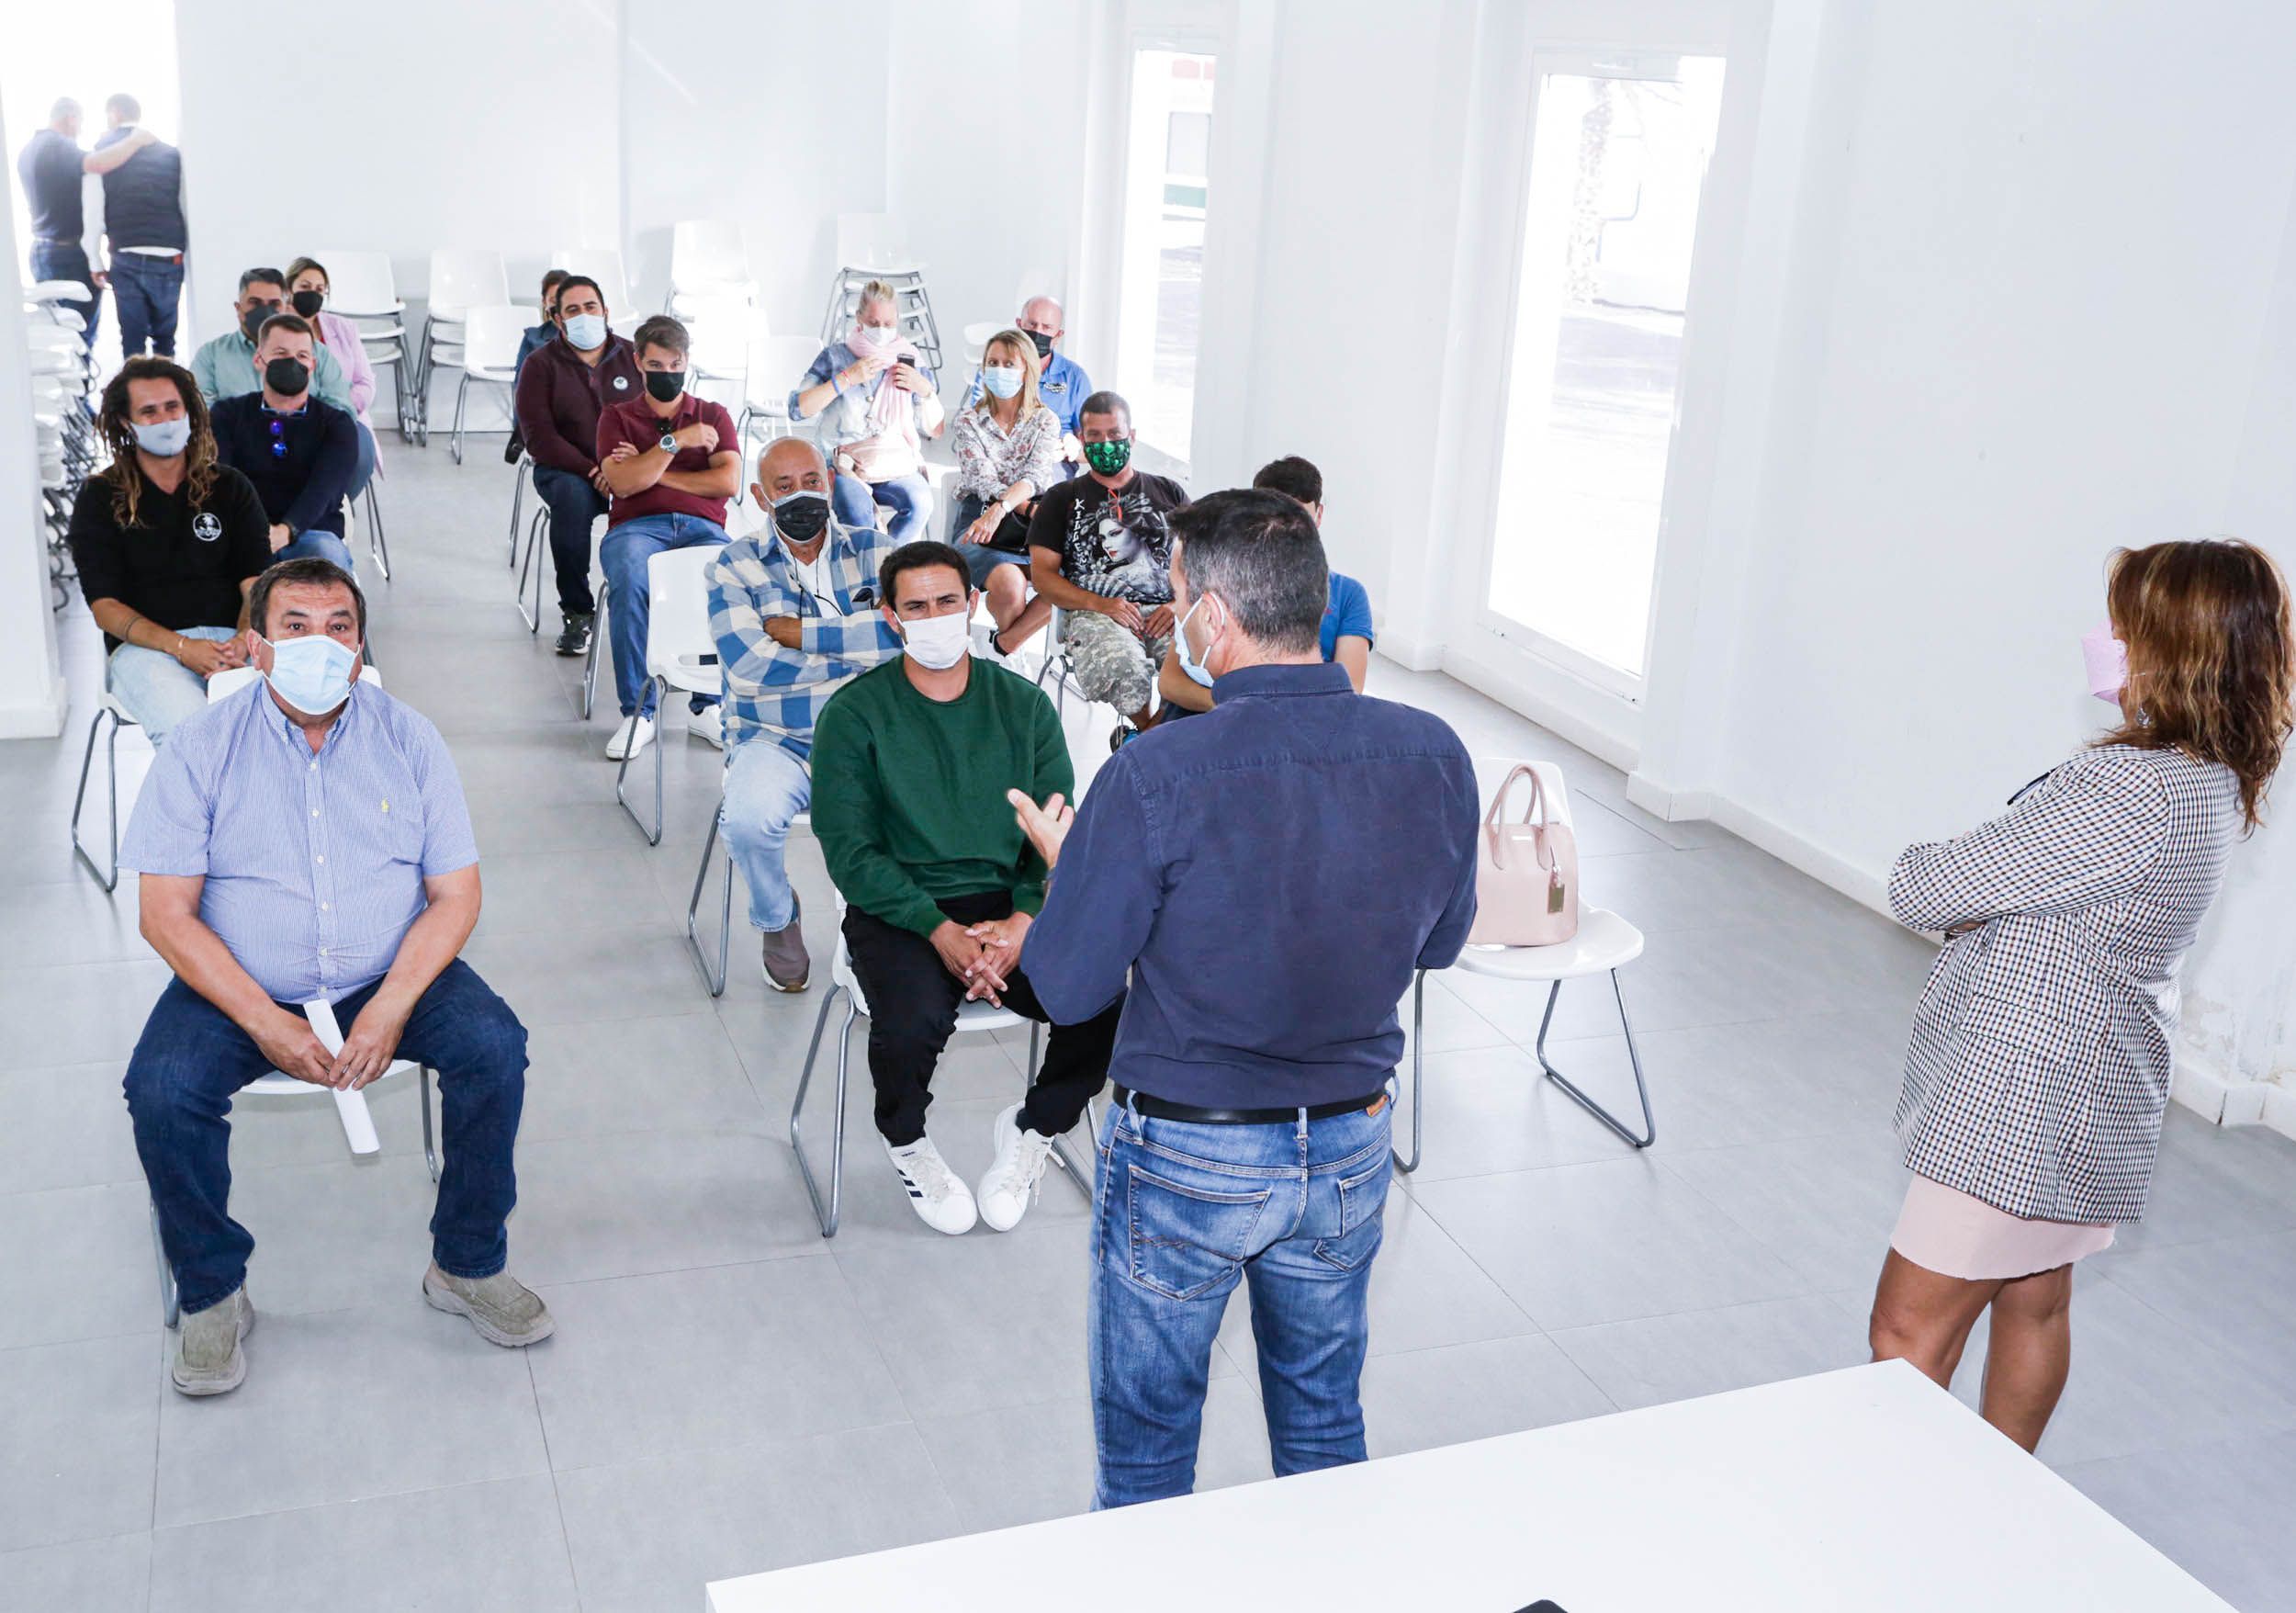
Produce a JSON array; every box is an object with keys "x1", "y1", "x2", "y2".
[{"x1": 1009, "y1": 490, "x2": 1479, "y2": 1508}]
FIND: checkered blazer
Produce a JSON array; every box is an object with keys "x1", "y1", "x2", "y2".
[{"x1": 1889, "y1": 743, "x2": 2239, "y2": 1224}]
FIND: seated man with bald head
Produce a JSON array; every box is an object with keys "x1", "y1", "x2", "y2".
[{"x1": 704, "y1": 438, "x2": 905, "y2": 991}]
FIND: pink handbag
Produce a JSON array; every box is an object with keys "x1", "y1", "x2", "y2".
[{"x1": 1465, "y1": 765, "x2": 1581, "y2": 947}]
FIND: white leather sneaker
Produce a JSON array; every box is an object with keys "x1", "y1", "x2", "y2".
[
  {"x1": 884, "y1": 1135, "x2": 978, "y2": 1235},
  {"x1": 977, "y1": 1102, "x2": 1057, "y2": 1232},
  {"x1": 687, "y1": 704, "x2": 726, "y2": 749},
  {"x1": 604, "y1": 712, "x2": 657, "y2": 761}
]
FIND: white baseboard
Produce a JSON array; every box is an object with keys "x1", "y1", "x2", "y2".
[
  {"x1": 2171, "y1": 1055, "x2": 2296, "y2": 1139},
  {"x1": 1658, "y1": 784, "x2": 1893, "y2": 919},
  {"x1": 0, "y1": 678, "x2": 70, "y2": 739},
  {"x1": 1625, "y1": 771, "x2": 1715, "y2": 825},
  {"x1": 1373, "y1": 628, "x2": 1444, "y2": 673}
]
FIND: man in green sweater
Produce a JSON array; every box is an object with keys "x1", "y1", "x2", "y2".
[{"x1": 812, "y1": 539, "x2": 1122, "y2": 1235}]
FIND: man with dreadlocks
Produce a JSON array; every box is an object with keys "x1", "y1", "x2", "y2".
[{"x1": 66, "y1": 356, "x2": 272, "y2": 742}]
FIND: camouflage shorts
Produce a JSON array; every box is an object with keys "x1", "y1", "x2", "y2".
[{"x1": 1062, "y1": 610, "x2": 1172, "y2": 716}]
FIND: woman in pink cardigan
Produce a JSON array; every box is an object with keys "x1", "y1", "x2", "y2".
[{"x1": 285, "y1": 255, "x2": 377, "y2": 423}]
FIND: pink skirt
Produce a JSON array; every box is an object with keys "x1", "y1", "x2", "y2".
[{"x1": 1889, "y1": 1174, "x2": 2116, "y2": 1281}]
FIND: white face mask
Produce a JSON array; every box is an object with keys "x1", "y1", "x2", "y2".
[
  {"x1": 863, "y1": 323, "x2": 900, "y2": 348},
  {"x1": 900, "y1": 610, "x2": 971, "y2": 671}
]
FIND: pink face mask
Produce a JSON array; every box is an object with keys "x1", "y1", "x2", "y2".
[{"x1": 2081, "y1": 622, "x2": 2127, "y2": 703}]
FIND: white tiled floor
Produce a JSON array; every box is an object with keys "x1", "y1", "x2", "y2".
[{"x1": 5, "y1": 438, "x2": 2295, "y2": 1611}]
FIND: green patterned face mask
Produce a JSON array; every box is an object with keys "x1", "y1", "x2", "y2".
[{"x1": 1084, "y1": 437, "x2": 1132, "y2": 477}]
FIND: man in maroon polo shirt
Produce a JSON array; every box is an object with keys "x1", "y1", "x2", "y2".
[
  {"x1": 513, "y1": 274, "x2": 642, "y2": 656},
  {"x1": 595, "y1": 313, "x2": 740, "y2": 761}
]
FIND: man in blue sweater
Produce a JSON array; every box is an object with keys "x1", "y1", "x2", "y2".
[{"x1": 1010, "y1": 489, "x2": 1479, "y2": 1511}]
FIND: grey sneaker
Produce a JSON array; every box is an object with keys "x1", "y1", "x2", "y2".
[
  {"x1": 422, "y1": 1264, "x2": 555, "y2": 1347},
  {"x1": 761, "y1": 894, "x2": 810, "y2": 993},
  {"x1": 172, "y1": 1286, "x2": 254, "y2": 1397},
  {"x1": 554, "y1": 613, "x2": 593, "y2": 657}
]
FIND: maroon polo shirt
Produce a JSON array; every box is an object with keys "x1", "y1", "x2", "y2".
[{"x1": 596, "y1": 391, "x2": 738, "y2": 526}]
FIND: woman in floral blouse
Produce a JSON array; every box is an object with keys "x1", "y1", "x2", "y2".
[{"x1": 951, "y1": 328, "x2": 1064, "y2": 655}]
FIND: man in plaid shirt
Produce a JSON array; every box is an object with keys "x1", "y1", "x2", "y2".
[{"x1": 707, "y1": 439, "x2": 902, "y2": 990}]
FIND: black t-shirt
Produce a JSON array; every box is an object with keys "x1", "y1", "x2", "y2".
[
  {"x1": 1026, "y1": 470, "x2": 1189, "y2": 604},
  {"x1": 67, "y1": 463, "x2": 271, "y2": 649}
]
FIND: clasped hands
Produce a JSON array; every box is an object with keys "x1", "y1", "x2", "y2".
[
  {"x1": 255, "y1": 999, "x2": 410, "y2": 1090},
  {"x1": 925, "y1": 789, "x2": 1078, "y2": 1003}
]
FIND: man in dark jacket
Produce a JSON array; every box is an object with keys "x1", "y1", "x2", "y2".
[
  {"x1": 89, "y1": 94, "x2": 186, "y2": 358},
  {"x1": 512, "y1": 275, "x2": 642, "y2": 654},
  {"x1": 210, "y1": 315, "x2": 360, "y2": 571}
]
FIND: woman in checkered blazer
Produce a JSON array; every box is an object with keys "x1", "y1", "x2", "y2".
[{"x1": 1868, "y1": 539, "x2": 2292, "y2": 1453}]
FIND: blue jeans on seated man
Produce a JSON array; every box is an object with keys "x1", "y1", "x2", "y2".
[
  {"x1": 599, "y1": 512, "x2": 730, "y2": 717},
  {"x1": 30, "y1": 241, "x2": 102, "y2": 355},
  {"x1": 108, "y1": 625, "x2": 240, "y2": 744},
  {"x1": 276, "y1": 530, "x2": 356, "y2": 571},
  {"x1": 531, "y1": 464, "x2": 607, "y2": 617},
  {"x1": 1090, "y1": 1099, "x2": 1392, "y2": 1510},
  {"x1": 720, "y1": 738, "x2": 809, "y2": 931},
  {"x1": 832, "y1": 470, "x2": 932, "y2": 546},
  {"x1": 125, "y1": 958, "x2": 528, "y2": 1317}
]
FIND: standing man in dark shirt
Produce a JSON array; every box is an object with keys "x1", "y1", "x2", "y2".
[
  {"x1": 513, "y1": 275, "x2": 641, "y2": 655},
  {"x1": 1010, "y1": 490, "x2": 1480, "y2": 1510},
  {"x1": 65, "y1": 358, "x2": 271, "y2": 742},
  {"x1": 594, "y1": 314, "x2": 739, "y2": 761},
  {"x1": 1026, "y1": 391, "x2": 1189, "y2": 748},
  {"x1": 89, "y1": 95, "x2": 187, "y2": 359},
  {"x1": 17, "y1": 97, "x2": 127, "y2": 353},
  {"x1": 209, "y1": 315, "x2": 360, "y2": 572}
]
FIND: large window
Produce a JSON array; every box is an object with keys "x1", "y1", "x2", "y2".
[
  {"x1": 1483, "y1": 53, "x2": 1726, "y2": 690},
  {"x1": 1115, "y1": 47, "x2": 1216, "y2": 462}
]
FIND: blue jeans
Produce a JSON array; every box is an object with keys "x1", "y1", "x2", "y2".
[
  {"x1": 277, "y1": 531, "x2": 356, "y2": 571},
  {"x1": 720, "y1": 739, "x2": 809, "y2": 931},
  {"x1": 1090, "y1": 1099, "x2": 1392, "y2": 1509},
  {"x1": 532, "y1": 463, "x2": 607, "y2": 617},
  {"x1": 599, "y1": 512, "x2": 729, "y2": 716},
  {"x1": 109, "y1": 252, "x2": 184, "y2": 357},
  {"x1": 125, "y1": 960, "x2": 528, "y2": 1316},
  {"x1": 30, "y1": 242, "x2": 101, "y2": 353},
  {"x1": 107, "y1": 626, "x2": 239, "y2": 744},
  {"x1": 832, "y1": 470, "x2": 933, "y2": 546}
]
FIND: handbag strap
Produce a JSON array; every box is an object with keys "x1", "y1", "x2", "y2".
[{"x1": 1484, "y1": 765, "x2": 1555, "y2": 872}]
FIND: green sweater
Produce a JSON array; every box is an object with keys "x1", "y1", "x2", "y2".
[{"x1": 812, "y1": 657, "x2": 1074, "y2": 937}]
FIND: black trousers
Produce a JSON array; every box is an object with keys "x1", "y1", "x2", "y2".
[
  {"x1": 843, "y1": 891, "x2": 1121, "y2": 1146},
  {"x1": 532, "y1": 463, "x2": 606, "y2": 617}
]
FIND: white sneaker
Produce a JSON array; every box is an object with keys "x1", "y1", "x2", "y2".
[
  {"x1": 977, "y1": 1102, "x2": 1057, "y2": 1232},
  {"x1": 687, "y1": 704, "x2": 726, "y2": 749},
  {"x1": 884, "y1": 1135, "x2": 978, "y2": 1235},
  {"x1": 604, "y1": 712, "x2": 657, "y2": 761}
]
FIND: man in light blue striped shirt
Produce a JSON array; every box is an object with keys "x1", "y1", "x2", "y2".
[
  {"x1": 706, "y1": 438, "x2": 902, "y2": 991},
  {"x1": 119, "y1": 558, "x2": 552, "y2": 1397}
]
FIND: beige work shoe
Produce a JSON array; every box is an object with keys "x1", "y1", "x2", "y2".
[
  {"x1": 172, "y1": 1286, "x2": 254, "y2": 1397},
  {"x1": 422, "y1": 1264, "x2": 556, "y2": 1347}
]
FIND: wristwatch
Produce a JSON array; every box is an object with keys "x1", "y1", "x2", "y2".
[{"x1": 658, "y1": 431, "x2": 679, "y2": 456}]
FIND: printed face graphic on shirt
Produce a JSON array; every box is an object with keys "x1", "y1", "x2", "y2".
[
  {"x1": 1063, "y1": 489, "x2": 1174, "y2": 603},
  {"x1": 193, "y1": 512, "x2": 222, "y2": 543}
]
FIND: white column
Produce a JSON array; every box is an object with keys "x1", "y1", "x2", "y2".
[{"x1": 0, "y1": 89, "x2": 71, "y2": 739}]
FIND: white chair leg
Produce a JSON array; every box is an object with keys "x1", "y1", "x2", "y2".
[
  {"x1": 152, "y1": 1197, "x2": 179, "y2": 1329},
  {"x1": 1534, "y1": 972, "x2": 1657, "y2": 1149},
  {"x1": 1391, "y1": 969, "x2": 1426, "y2": 1173},
  {"x1": 614, "y1": 674, "x2": 669, "y2": 845},
  {"x1": 683, "y1": 815, "x2": 734, "y2": 997},
  {"x1": 790, "y1": 986, "x2": 855, "y2": 1237},
  {"x1": 69, "y1": 705, "x2": 121, "y2": 894},
  {"x1": 581, "y1": 591, "x2": 607, "y2": 719},
  {"x1": 421, "y1": 1065, "x2": 439, "y2": 1182}
]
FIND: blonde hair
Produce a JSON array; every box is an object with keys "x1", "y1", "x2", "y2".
[
  {"x1": 857, "y1": 278, "x2": 900, "y2": 324},
  {"x1": 974, "y1": 329, "x2": 1046, "y2": 418}
]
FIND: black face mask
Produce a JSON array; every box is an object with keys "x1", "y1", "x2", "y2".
[
  {"x1": 264, "y1": 355, "x2": 310, "y2": 397},
  {"x1": 771, "y1": 491, "x2": 831, "y2": 545},
  {"x1": 290, "y1": 288, "x2": 324, "y2": 318},
  {"x1": 645, "y1": 369, "x2": 687, "y2": 403},
  {"x1": 242, "y1": 304, "x2": 278, "y2": 341},
  {"x1": 1027, "y1": 329, "x2": 1053, "y2": 359}
]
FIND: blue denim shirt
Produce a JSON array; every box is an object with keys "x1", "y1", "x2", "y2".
[{"x1": 1027, "y1": 660, "x2": 1480, "y2": 1109}]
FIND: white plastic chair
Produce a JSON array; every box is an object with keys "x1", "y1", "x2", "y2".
[
  {"x1": 1394, "y1": 760, "x2": 1655, "y2": 1171},
  {"x1": 449, "y1": 303, "x2": 526, "y2": 465},
  {"x1": 414, "y1": 249, "x2": 509, "y2": 446},
  {"x1": 685, "y1": 296, "x2": 756, "y2": 413},
  {"x1": 835, "y1": 212, "x2": 923, "y2": 275},
  {"x1": 667, "y1": 220, "x2": 750, "y2": 310},
  {"x1": 314, "y1": 251, "x2": 413, "y2": 437},
  {"x1": 613, "y1": 544, "x2": 726, "y2": 845},
  {"x1": 788, "y1": 895, "x2": 1091, "y2": 1238},
  {"x1": 736, "y1": 333, "x2": 825, "y2": 472},
  {"x1": 551, "y1": 244, "x2": 633, "y2": 324}
]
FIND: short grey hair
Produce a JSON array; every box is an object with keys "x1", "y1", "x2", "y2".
[
  {"x1": 1170, "y1": 490, "x2": 1328, "y2": 656},
  {"x1": 50, "y1": 97, "x2": 81, "y2": 123}
]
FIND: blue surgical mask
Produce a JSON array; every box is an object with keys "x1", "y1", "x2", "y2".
[
  {"x1": 1176, "y1": 595, "x2": 1221, "y2": 688},
  {"x1": 563, "y1": 312, "x2": 607, "y2": 350},
  {"x1": 981, "y1": 364, "x2": 1022, "y2": 400},
  {"x1": 262, "y1": 633, "x2": 359, "y2": 715},
  {"x1": 132, "y1": 417, "x2": 191, "y2": 457}
]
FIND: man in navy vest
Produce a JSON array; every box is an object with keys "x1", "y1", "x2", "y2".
[{"x1": 90, "y1": 94, "x2": 187, "y2": 359}]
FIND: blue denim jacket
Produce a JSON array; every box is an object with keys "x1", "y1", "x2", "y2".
[{"x1": 1028, "y1": 661, "x2": 1480, "y2": 1109}]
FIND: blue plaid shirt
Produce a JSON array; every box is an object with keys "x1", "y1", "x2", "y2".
[{"x1": 707, "y1": 519, "x2": 905, "y2": 761}]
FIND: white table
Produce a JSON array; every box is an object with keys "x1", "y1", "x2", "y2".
[{"x1": 707, "y1": 1361, "x2": 2227, "y2": 1612}]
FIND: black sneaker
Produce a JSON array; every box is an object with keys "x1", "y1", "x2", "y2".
[{"x1": 555, "y1": 614, "x2": 593, "y2": 657}]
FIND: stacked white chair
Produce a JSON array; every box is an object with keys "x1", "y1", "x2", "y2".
[
  {"x1": 817, "y1": 212, "x2": 943, "y2": 372},
  {"x1": 448, "y1": 303, "x2": 526, "y2": 465},
  {"x1": 313, "y1": 250, "x2": 413, "y2": 439},
  {"x1": 24, "y1": 299, "x2": 96, "y2": 610}
]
